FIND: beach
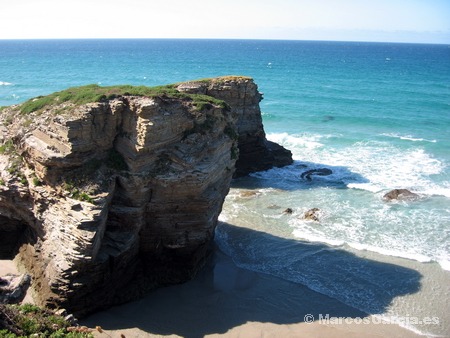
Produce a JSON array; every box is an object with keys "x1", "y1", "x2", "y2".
[
  {"x1": 81, "y1": 247, "x2": 422, "y2": 338},
  {"x1": 1, "y1": 39, "x2": 449, "y2": 337}
]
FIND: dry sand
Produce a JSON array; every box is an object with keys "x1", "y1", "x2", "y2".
[
  {"x1": 0, "y1": 258, "x2": 34, "y2": 304},
  {"x1": 81, "y1": 249, "x2": 422, "y2": 338}
]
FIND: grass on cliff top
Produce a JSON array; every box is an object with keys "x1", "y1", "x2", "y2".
[
  {"x1": 18, "y1": 81, "x2": 229, "y2": 115},
  {"x1": 0, "y1": 303, "x2": 93, "y2": 337}
]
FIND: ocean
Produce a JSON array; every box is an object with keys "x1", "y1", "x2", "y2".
[{"x1": 1, "y1": 39, "x2": 449, "y2": 336}]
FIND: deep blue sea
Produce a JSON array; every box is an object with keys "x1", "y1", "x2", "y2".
[{"x1": 1, "y1": 39, "x2": 449, "y2": 335}]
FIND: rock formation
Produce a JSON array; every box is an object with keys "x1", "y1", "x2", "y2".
[
  {"x1": 300, "y1": 168, "x2": 333, "y2": 181},
  {"x1": 383, "y1": 189, "x2": 419, "y2": 201},
  {"x1": 0, "y1": 76, "x2": 292, "y2": 316},
  {"x1": 0, "y1": 274, "x2": 31, "y2": 304},
  {"x1": 303, "y1": 208, "x2": 320, "y2": 222},
  {"x1": 177, "y1": 77, "x2": 293, "y2": 176}
]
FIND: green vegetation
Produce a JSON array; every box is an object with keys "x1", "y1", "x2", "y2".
[
  {"x1": 189, "y1": 94, "x2": 228, "y2": 111},
  {"x1": 32, "y1": 175, "x2": 42, "y2": 186},
  {"x1": 0, "y1": 304, "x2": 93, "y2": 337},
  {"x1": 63, "y1": 181, "x2": 95, "y2": 204},
  {"x1": 224, "y1": 124, "x2": 238, "y2": 140},
  {"x1": 0, "y1": 139, "x2": 15, "y2": 155},
  {"x1": 183, "y1": 115, "x2": 216, "y2": 139},
  {"x1": 5, "y1": 153, "x2": 28, "y2": 186},
  {"x1": 0, "y1": 140, "x2": 28, "y2": 186},
  {"x1": 18, "y1": 82, "x2": 227, "y2": 115}
]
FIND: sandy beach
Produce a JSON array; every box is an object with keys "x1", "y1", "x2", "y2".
[{"x1": 80, "y1": 248, "x2": 422, "y2": 338}]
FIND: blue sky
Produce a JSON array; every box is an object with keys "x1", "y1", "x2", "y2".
[{"x1": 1, "y1": 0, "x2": 449, "y2": 43}]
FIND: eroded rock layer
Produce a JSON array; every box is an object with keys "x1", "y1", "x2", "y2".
[
  {"x1": 0, "y1": 76, "x2": 292, "y2": 315},
  {"x1": 177, "y1": 78, "x2": 293, "y2": 176}
]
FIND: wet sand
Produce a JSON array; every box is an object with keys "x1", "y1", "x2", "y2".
[{"x1": 81, "y1": 249, "x2": 421, "y2": 338}]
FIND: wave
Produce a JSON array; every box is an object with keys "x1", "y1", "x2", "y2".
[
  {"x1": 232, "y1": 131, "x2": 450, "y2": 283},
  {"x1": 289, "y1": 201, "x2": 450, "y2": 272},
  {"x1": 381, "y1": 132, "x2": 437, "y2": 143},
  {"x1": 292, "y1": 228, "x2": 437, "y2": 264},
  {"x1": 349, "y1": 183, "x2": 450, "y2": 198},
  {"x1": 267, "y1": 132, "x2": 326, "y2": 150},
  {"x1": 0, "y1": 81, "x2": 13, "y2": 86},
  {"x1": 266, "y1": 132, "x2": 449, "y2": 197}
]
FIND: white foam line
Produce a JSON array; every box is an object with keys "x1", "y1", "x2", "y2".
[
  {"x1": 381, "y1": 133, "x2": 437, "y2": 143},
  {"x1": 348, "y1": 242, "x2": 432, "y2": 263}
]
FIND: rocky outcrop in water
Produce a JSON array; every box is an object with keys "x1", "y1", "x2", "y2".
[
  {"x1": 303, "y1": 208, "x2": 321, "y2": 222},
  {"x1": 383, "y1": 189, "x2": 419, "y2": 201},
  {"x1": 300, "y1": 168, "x2": 332, "y2": 181},
  {"x1": 0, "y1": 76, "x2": 292, "y2": 316}
]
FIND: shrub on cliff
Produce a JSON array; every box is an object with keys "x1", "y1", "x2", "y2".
[{"x1": 0, "y1": 304, "x2": 93, "y2": 337}]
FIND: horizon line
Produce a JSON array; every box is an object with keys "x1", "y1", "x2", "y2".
[{"x1": 0, "y1": 37, "x2": 449, "y2": 46}]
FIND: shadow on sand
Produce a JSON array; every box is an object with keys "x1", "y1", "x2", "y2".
[{"x1": 82, "y1": 223, "x2": 422, "y2": 338}]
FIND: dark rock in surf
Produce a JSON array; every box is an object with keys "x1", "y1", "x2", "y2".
[
  {"x1": 283, "y1": 208, "x2": 293, "y2": 214},
  {"x1": 300, "y1": 168, "x2": 333, "y2": 181},
  {"x1": 383, "y1": 189, "x2": 419, "y2": 201},
  {"x1": 303, "y1": 208, "x2": 320, "y2": 222}
]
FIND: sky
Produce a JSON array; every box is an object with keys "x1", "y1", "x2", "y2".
[{"x1": 1, "y1": 0, "x2": 449, "y2": 43}]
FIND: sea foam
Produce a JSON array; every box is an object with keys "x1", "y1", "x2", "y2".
[
  {"x1": 266, "y1": 132, "x2": 448, "y2": 197},
  {"x1": 381, "y1": 132, "x2": 437, "y2": 143}
]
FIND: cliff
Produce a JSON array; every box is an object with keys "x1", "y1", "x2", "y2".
[
  {"x1": 177, "y1": 78, "x2": 292, "y2": 177},
  {"x1": 0, "y1": 76, "x2": 292, "y2": 316}
]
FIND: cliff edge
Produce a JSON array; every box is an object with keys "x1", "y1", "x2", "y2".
[{"x1": 0, "y1": 76, "x2": 292, "y2": 316}]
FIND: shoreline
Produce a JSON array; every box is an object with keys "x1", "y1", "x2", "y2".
[{"x1": 81, "y1": 247, "x2": 422, "y2": 338}]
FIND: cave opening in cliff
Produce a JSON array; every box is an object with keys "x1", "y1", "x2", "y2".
[{"x1": 0, "y1": 215, "x2": 35, "y2": 260}]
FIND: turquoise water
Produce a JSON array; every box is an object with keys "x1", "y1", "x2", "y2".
[{"x1": 1, "y1": 39, "x2": 450, "y2": 335}]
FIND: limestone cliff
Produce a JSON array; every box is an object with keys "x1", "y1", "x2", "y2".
[
  {"x1": 0, "y1": 76, "x2": 292, "y2": 316},
  {"x1": 177, "y1": 77, "x2": 292, "y2": 176}
]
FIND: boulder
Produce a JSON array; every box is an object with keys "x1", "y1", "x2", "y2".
[
  {"x1": 300, "y1": 168, "x2": 332, "y2": 181},
  {"x1": 303, "y1": 208, "x2": 320, "y2": 222},
  {"x1": 383, "y1": 189, "x2": 419, "y2": 201},
  {"x1": 283, "y1": 208, "x2": 293, "y2": 214},
  {"x1": 0, "y1": 274, "x2": 31, "y2": 304}
]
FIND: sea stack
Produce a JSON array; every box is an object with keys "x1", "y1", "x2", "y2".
[{"x1": 0, "y1": 76, "x2": 292, "y2": 316}]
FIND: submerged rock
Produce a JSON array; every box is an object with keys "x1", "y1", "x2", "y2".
[
  {"x1": 383, "y1": 189, "x2": 419, "y2": 201},
  {"x1": 239, "y1": 190, "x2": 260, "y2": 198},
  {"x1": 0, "y1": 76, "x2": 292, "y2": 316}
]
